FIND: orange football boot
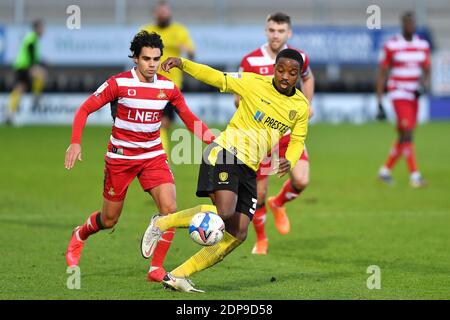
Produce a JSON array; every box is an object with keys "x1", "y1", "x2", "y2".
[
  {"x1": 251, "y1": 238, "x2": 268, "y2": 255},
  {"x1": 268, "y1": 197, "x2": 290, "y2": 235},
  {"x1": 66, "y1": 226, "x2": 84, "y2": 267}
]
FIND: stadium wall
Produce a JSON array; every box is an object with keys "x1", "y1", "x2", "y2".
[
  {"x1": 0, "y1": 25, "x2": 432, "y2": 66},
  {"x1": 0, "y1": 93, "x2": 430, "y2": 126}
]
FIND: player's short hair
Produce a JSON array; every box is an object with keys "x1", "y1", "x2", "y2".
[
  {"x1": 129, "y1": 31, "x2": 164, "y2": 58},
  {"x1": 266, "y1": 12, "x2": 291, "y2": 26},
  {"x1": 275, "y1": 49, "x2": 304, "y2": 70},
  {"x1": 32, "y1": 19, "x2": 43, "y2": 30},
  {"x1": 154, "y1": 0, "x2": 170, "y2": 9},
  {"x1": 402, "y1": 11, "x2": 415, "y2": 22}
]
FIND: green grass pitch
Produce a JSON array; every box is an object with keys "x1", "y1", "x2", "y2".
[{"x1": 0, "y1": 122, "x2": 449, "y2": 299}]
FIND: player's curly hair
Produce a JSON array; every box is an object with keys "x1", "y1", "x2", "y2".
[{"x1": 128, "y1": 31, "x2": 164, "y2": 58}]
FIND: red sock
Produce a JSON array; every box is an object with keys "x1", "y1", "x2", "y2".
[
  {"x1": 78, "y1": 211, "x2": 103, "y2": 241},
  {"x1": 252, "y1": 205, "x2": 267, "y2": 241},
  {"x1": 150, "y1": 227, "x2": 175, "y2": 269},
  {"x1": 402, "y1": 142, "x2": 418, "y2": 173},
  {"x1": 273, "y1": 179, "x2": 300, "y2": 207},
  {"x1": 384, "y1": 141, "x2": 403, "y2": 170}
]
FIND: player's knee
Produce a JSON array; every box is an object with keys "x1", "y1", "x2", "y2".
[
  {"x1": 234, "y1": 229, "x2": 248, "y2": 242},
  {"x1": 405, "y1": 130, "x2": 413, "y2": 142},
  {"x1": 399, "y1": 130, "x2": 413, "y2": 143},
  {"x1": 219, "y1": 210, "x2": 235, "y2": 221},
  {"x1": 292, "y1": 177, "x2": 308, "y2": 192},
  {"x1": 227, "y1": 229, "x2": 247, "y2": 242},
  {"x1": 99, "y1": 209, "x2": 120, "y2": 229},
  {"x1": 159, "y1": 203, "x2": 177, "y2": 215}
]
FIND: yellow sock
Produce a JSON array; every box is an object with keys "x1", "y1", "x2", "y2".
[
  {"x1": 160, "y1": 128, "x2": 170, "y2": 157},
  {"x1": 171, "y1": 231, "x2": 242, "y2": 278},
  {"x1": 155, "y1": 204, "x2": 217, "y2": 232},
  {"x1": 7, "y1": 89, "x2": 22, "y2": 114},
  {"x1": 32, "y1": 76, "x2": 44, "y2": 94}
]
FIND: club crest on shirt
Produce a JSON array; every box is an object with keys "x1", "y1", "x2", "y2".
[
  {"x1": 289, "y1": 110, "x2": 297, "y2": 121},
  {"x1": 157, "y1": 89, "x2": 167, "y2": 99}
]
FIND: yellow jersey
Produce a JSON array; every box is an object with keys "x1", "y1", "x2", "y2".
[
  {"x1": 181, "y1": 58, "x2": 309, "y2": 171},
  {"x1": 141, "y1": 23, "x2": 195, "y2": 89}
]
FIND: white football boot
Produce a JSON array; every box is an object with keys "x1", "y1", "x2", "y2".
[
  {"x1": 162, "y1": 273, "x2": 205, "y2": 293},
  {"x1": 378, "y1": 166, "x2": 393, "y2": 185},
  {"x1": 410, "y1": 172, "x2": 427, "y2": 188},
  {"x1": 141, "y1": 214, "x2": 163, "y2": 259}
]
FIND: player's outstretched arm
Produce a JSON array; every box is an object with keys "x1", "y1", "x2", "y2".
[
  {"x1": 162, "y1": 57, "x2": 243, "y2": 95},
  {"x1": 161, "y1": 57, "x2": 183, "y2": 71}
]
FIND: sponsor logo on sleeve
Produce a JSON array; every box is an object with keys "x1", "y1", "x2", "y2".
[{"x1": 94, "y1": 82, "x2": 109, "y2": 97}]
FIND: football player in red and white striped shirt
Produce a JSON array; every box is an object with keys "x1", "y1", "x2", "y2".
[
  {"x1": 64, "y1": 31, "x2": 215, "y2": 282},
  {"x1": 236, "y1": 13, "x2": 315, "y2": 255},
  {"x1": 376, "y1": 12, "x2": 430, "y2": 188}
]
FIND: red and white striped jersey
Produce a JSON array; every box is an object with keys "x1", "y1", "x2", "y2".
[
  {"x1": 71, "y1": 68, "x2": 214, "y2": 160},
  {"x1": 239, "y1": 44, "x2": 311, "y2": 80},
  {"x1": 379, "y1": 34, "x2": 430, "y2": 101}
]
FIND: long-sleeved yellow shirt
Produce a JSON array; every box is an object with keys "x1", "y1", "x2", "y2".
[{"x1": 181, "y1": 58, "x2": 309, "y2": 171}]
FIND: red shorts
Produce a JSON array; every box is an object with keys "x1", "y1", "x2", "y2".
[
  {"x1": 256, "y1": 134, "x2": 309, "y2": 181},
  {"x1": 103, "y1": 154, "x2": 174, "y2": 201},
  {"x1": 393, "y1": 99, "x2": 419, "y2": 131}
]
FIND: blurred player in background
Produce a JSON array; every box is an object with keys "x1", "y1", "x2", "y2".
[
  {"x1": 376, "y1": 12, "x2": 430, "y2": 188},
  {"x1": 141, "y1": 0, "x2": 196, "y2": 155},
  {"x1": 237, "y1": 13, "x2": 314, "y2": 255},
  {"x1": 141, "y1": 49, "x2": 309, "y2": 292},
  {"x1": 5, "y1": 20, "x2": 46, "y2": 124},
  {"x1": 64, "y1": 31, "x2": 214, "y2": 282}
]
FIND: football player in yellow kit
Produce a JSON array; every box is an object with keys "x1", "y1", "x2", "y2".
[{"x1": 141, "y1": 49, "x2": 309, "y2": 292}]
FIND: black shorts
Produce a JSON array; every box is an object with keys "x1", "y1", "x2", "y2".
[
  {"x1": 15, "y1": 69, "x2": 32, "y2": 88},
  {"x1": 196, "y1": 143, "x2": 257, "y2": 220},
  {"x1": 162, "y1": 102, "x2": 176, "y2": 122}
]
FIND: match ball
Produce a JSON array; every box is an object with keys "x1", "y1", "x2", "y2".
[{"x1": 189, "y1": 211, "x2": 225, "y2": 246}]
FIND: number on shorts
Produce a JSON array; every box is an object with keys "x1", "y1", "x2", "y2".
[{"x1": 249, "y1": 198, "x2": 257, "y2": 215}]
